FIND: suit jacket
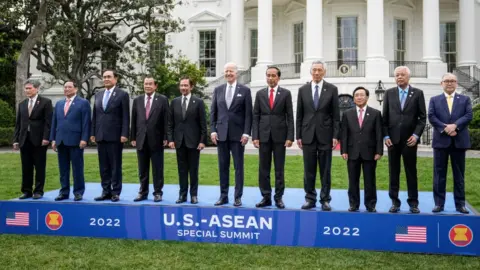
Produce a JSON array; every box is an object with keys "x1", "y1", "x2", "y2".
[
  {"x1": 341, "y1": 106, "x2": 384, "y2": 160},
  {"x1": 428, "y1": 93, "x2": 472, "y2": 149},
  {"x1": 382, "y1": 86, "x2": 426, "y2": 144},
  {"x1": 130, "y1": 93, "x2": 169, "y2": 151},
  {"x1": 252, "y1": 86, "x2": 294, "y2": 143},
  {"x1": 167, "y1": 95, "x2": 207, "y2": 148},
  {"x1": 50, "y1": 96, "x2": 91, "y2": 146},
  {"x1": 91, "y1": 87, "x2": 130, "y2": 142},
  {"x1": 13, "y1": 95, "x2": 53, "y2": 147},
  {"x1": 210, "y1": 83, "x2": 253, "y2": 141},
  {"x1": 296, "y1": 81, "x2": 340, "y2": 145}
]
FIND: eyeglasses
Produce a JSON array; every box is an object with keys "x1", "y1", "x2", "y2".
[{"x1": 442, "y1": 80, "x2": 457, "y2": 84}]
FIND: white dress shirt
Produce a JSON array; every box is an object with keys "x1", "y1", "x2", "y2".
[
  {"x1": 144, "y1": 92, "x2": 155, "y2": 108},
  {"x1": 267, "y1": 85, "x2": 279, "y2": 103},
  {"x1": 64, "y1": 95, "x2": 76, "y2": 110},
  {"x1": 181, "y1": 93, "x2": 192, "y2": 110},
  {"x1": 311, "y1": 80, "x2": 324, "y2": 100}
]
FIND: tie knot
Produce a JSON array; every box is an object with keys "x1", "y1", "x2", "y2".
[
  {"x1": 448, "y1": 95, "x2": 453, "y2": 99},
  {"x1": 359, "y1": 108, "x2": 364, "y2": 112},
  {"x1": 315, "y1": 85, "x2": 319, "y2": 90},
  {"x1": 147, "y1": 95, "x2": 151, "y2": 100},
  {"x1": 270, "y1": 88, "x2": 274, "y2": 93}
]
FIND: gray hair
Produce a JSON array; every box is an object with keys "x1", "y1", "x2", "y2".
[
  {"x1": 394, "y1": 66, "x2": 411, "y2": 77},
  {"x1": 442, "y1": 72, "x2": 457, "y2": 81},
  {"x1": 310, "y1": 60, "x2": 326, "y2": 71},
  {"x1": 24, "y1": 79, "x2": 41, "y2": 89},
  {"x1": 224, "y1": 62, "x2": 238, "y2": 73}
]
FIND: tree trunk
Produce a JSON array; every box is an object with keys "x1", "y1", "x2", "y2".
[{"x1": 15, "y1": 0, "x2": 48, "y2": 109}]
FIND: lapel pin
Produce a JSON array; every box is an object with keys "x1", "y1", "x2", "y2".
[
  {"x1": 367, "y1": 113, "x2": 370, "y2": 116},
  {"x1": 155, "y1": 98, "x2": 158, "y2": 101},
  {"x1": 72, "y1": 103, "x2": 75, "y2": 105},
  {"x1": 113, "y1": 92, "x2": 116, "y2": 96},
  {"x1": 193, "y1": 100, "x2": 196, "y2": 103},
  {"x1": 237, "y1": 94, "x2": 242, "y2": 97},
  {"x1": 36, "y1": 101, "x2": 40, "y2": 105}
]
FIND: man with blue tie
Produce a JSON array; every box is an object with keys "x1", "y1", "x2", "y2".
[
  {"x1": 91, "y1": 70, "x2": 130, "y2": 202},
  {"x1": 50, "y1": 81, "x2": 91, "y2": 201},
  {"x1": 428, "y1": 73, "x2": 472, "y2": 214}
]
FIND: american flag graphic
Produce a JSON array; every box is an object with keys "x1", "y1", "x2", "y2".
[
  {"x1": 395, "y1": 226, "x2": 427, "y2": 243},
  {"x1": 5, "y1": 212, "x2": 30, "y2": 227}
]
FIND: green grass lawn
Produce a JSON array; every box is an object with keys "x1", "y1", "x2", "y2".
[{"x1": 0, "y1": 153, "x2": 479, "y2": 269}]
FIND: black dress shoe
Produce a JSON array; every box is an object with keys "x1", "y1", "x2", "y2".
[
  {"x1": 111, "y1": 195, "x2": 120, "y2": 202},
  {"x1": 19, "y1": 193, "x2": 32, "y2": 200},
  {"x1": 432, "y1": 205, "x2": 444, "y2": 213},
  {"x1": 301, "y1": 201, "x2": 316, "y2": 210},
  {"x1": 153, "y1": 195, "x2": 162, "y2": 202},
  {"x1": 321, "y1": 202, "x2": 332, "y2": 211},
  {"x1": 74, "y1": 194, "x2": 83, "y2": 201},
  {"x1": 54, "y1": 194, "x2": 69, "y2": 201},
  {"x1": 348, "y1": 206, "x2": 359, "y2": 212},
  {"x1": 214, "y1": 197, "x2": 228, "y2": 206},
  {"x1": 233, "y1": 198, "x2": 242, "y2": 207},
  {"x1": 366, "y1": 207, "x2": 377, "y2": 213},
  {"x1": 410, "y1": 206, "x2": 420, "y2": 214},
  {"x1": 32, "y1": 193, "x2": 43, "y2": 199},
  {"x1": 456, "y1": 206, "x2": 469, "y2": 214},
  {"x1": 275, "y1": 199, "x2": 285, "y2": 209},
  {"x1": 176, "y1": 196, "x2": 187, "y2": 204},
  {"x1": 134, "y1": 194, "x2": 147, "y2": 202},
  {"x1": 389, "y1": 205, "x2": 400, "y2": 213},
  {"x1": 255, "y1": 197, "x2": 272, "y2": 208},
  {"x1": 191, "y1": 196, "x2": 198, "y2": 204},
  {"x1": 94, "y1": 194, "x2": 111, "y2": 201}
]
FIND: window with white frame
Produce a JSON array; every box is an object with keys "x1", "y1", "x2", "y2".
[
  {"x1": 199, "y1": 30, "x2": 216, "y2": 77},
  {"x1": 394, "y1": 19, "x2": 406, "y2": 63},
  {"x1": 293, "y1": 22, "x2": 304, "y2": 73},
  {"x1": 337, "y1": 17, "x2": 358, "y2": 64},
  {"x1": 250, "y1": 29, "x2": 258, "y2": 67},
  {"x1": 440, "y1": 22, "x2": 456, "y2": 72},
  {"x1": 150, "y1": 32, "x2": 166, "y2": 67}
]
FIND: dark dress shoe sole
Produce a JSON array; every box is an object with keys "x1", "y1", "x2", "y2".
[
  {"x1": 19, "y1": 195, "x2": 32, "y2": 200},
  {"x1": 301, "y1": 203, "x2": 316, "y2": 210},
  {"x1": 134, "y1": 197, "x2": 147, "y2": 202},
  {"x1": 74, "y1": 197, "x2": 83, "y2": 202}
]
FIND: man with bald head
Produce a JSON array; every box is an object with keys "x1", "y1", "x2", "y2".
[
  {"x1": 382, "y1": 66, "x2": 426, "y2": 213},
  {"x1": 210, "y1": 62, "x2": 252, "y2": 207},
  {"x1": 428, "y1": 73, "x2": 472, "y2": 214}
]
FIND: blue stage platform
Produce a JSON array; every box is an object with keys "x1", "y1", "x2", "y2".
[{"x1": 0, "y1": 183, "x2": 478, "y2": 256}]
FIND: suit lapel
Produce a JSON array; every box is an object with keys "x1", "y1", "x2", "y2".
[
  {"x1": 303, "y1": 83, "x2": 315, "y2": 110},
  {"x1": 440, "y1": 95, "x2": 450, "y2": 116},
  {"x1": 148, "y1": 94, "x2": 159, "y2": 117},
  {"x1": 402, "y1": 87, "x2": 415, "y2": 110},
  {"x1": 451, "y1": 94, "x2": 461, "y2": 117},
  {"x1": 361, "y1": 107, "x2": 372, "y2": 130},
  {"x1": 316, "y1": 82, "x2": 329, "y2": 111},
  {"x1": 65, "y1": 96, "x2": 77, "y2": 118},
  {"x1": 229, "y1": 85, "x2": 241, "y2": 110},
  {"x1": 184, "y1": 96, "x2": 195, "y2": 120},
  {"x1": 348, "y1": 109, "x2": 361, "y2": 131},
  {"x1": 30, "y1": 96, "x2": 41, "y2": 117},
  {"x1": 105, "y1": 87, "x2": 118, "y2": 112},
  {"x1": 97, "y1": 90, "x2": 106, "y2": 112},
  {"x1": 272, "y1": 87, "x2": 283, "y2": 110}
]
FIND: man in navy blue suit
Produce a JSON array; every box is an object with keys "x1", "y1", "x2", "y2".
[
  {"x1": 428, "y1": 73, "x2": 472, "y2": 214},
  {"x1": 50, "y1": 81, "x2": 91, "y2": 201},
  {"x1": 91, "y1": 70, "x2": 130, "y2": 202},
  {"x1": 210, "y1": 62, "x2": 253, "y2": 207}
]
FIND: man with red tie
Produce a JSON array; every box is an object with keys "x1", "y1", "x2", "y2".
[{"x1": 252, "y1": 66, "x2": 294, "y2": 209}]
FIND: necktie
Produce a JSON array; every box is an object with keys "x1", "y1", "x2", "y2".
[
  {"x1": 314, "y1": 85, "x2": 319, "y2": 109},
  {"x1": 145, "y1": 95, "x2": 151, "y2": 119},
  {"x1": 64, "y1": 99, "x2": 71, "y2": 116},
  {"x1": 358, "y1": 108, "x2": 364, "y2": 128},
  {"x1": 103, "y1": 90, "x2": 111, "y2": 110},
  {"x1": 226, "y1": 85, "x2": 233, "y2": 108},
  {"x1": 28, "y1": 99, "x2": 33, "y2": 116},
  {"x1": 182, "y1": 96, "x2": 187, "y2": 119},
  {"x1": 400, "y1": 90, "x2": 407, "y2": 110},
  {"x1": 269, "y1": 88, "x2": 274, "y2": 109},
  {"x1": 447, "y1": 95, "x2": 453, "y2": 113}
]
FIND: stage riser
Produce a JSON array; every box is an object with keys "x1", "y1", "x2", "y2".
[{"x1": 0, "y1": 202, "x2": 478, "y2": 256}]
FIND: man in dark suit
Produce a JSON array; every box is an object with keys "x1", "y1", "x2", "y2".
[
  {"x1": 168, "y1": 77, "x2": 207, "y2": 204},
  {"x1": 13, "y1": 79, "x2": 52, "y2": 199},
  {"x1": 296, "y1": 61, "x2": 340, "y2": 210},
  {"x1": 252, "y1": 66, "x2": 294, "y2": 209},
  {"x1": 130, "y1": 76, "x2": 169, "y2": 202},
  {"x1": 428, "y1": 73, "x2": 472, "y2": 214},
  {"x1": 383, "y1": 66, "x2": 426, "y2": 213},
  {"x1": 50, "y1": 81, "x2": 91, "y2": 201},
  {"x1": 91, "y1": 70, "x2": 130, "y2": 202},
  {"x1": 341, "y1": 87, "x2": 383, "y2": 212},
  {"x1": 210, "y1": 62, "x2": 253, "y2": 207}
]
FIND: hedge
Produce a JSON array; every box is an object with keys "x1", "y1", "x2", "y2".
[
  {"x1": 470, "y1": 129, "x2": 480, "y2": 150},
  {"x1": 0, "y1": 127, "x2": 14, "y2": 146},
  {"x1": 0, "y1": 99, "x2": 15, "y2": 128}
]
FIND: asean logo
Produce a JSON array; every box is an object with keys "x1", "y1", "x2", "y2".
[
  {"x1": 45, "y1": 211, "x2": 63, "y2": 231},
  {"x1": 449, "y1": 224, "x2": 473, "y2": 247}
]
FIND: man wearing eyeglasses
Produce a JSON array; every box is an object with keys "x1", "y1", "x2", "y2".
[{"x1": 428, "y1": 73, "x2": 472, "y2": 214}]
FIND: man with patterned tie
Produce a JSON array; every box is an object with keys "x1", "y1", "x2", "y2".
[
  {"x1": 50, "y1": 81, "x2": 91, "y2": 201},
  {"x1": 382, "y1": 66, "x2": 426, "y2": 213},
  {"x1": 130, "y1": 76, "x2": 169, "y2": 202},
  {"x1": 252, "y1": 66, "x2": 294, "y2": 209},
  {"x1": 428, "y1": 73, "x2": 472, "y2": 214},
  {"x1": 13, "y1": 79, "x2": 52, "y2": 199},
  {"x1": 296, "y1": 61, "x2": 340, "y2": 210},
  {"x1": 210, "y1": 62, "x2": 253, "y2": 207},
  {"x1": 341, "y1": 87, "x2": 383, "y2": 212},
  {"x1": 91, "y1": 70, "x2": 130, "y2": 202}
]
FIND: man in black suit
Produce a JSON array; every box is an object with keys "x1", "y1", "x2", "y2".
[
  {"x1": 383, "y1": 66, "x2": 426, "y2": 213},
  {"x1": 91, "y1": 70, "x2": 130, "y2": 202},
  {"x1": 130, "y1": 76, "x2": 169, "y2": 202},
  {"x1": 168, "y1": 77, "x2": 207, "y2": 204},
  {"x1": 13, "y1": 79, "x2": 52, "y2": 199},
  {"x1": 210, "y1": 62, "x2": 253, "y2": 207},
  {"x1": 252, "y1": 66, "x2": 294, "y2": 209},
  {"x1": 296, "y1": 61, "x2": 340, "y2": 210},
  {"x1": 341, "y1": 87, "x2": 383, "y2": 212}
]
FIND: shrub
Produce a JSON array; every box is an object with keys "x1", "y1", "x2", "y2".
[
  {"x1": 470, "y1": 129, "x2": 480, "y2": 150},
  {"x1": 0, "y1": 127, "x2": 14, "y2": 146},
  {"x1": 469, "y1": 104, "x2": 480, "y2": 129},
  {"x1": 0, "y1": 99, "x2": 15, "y2": 128}
]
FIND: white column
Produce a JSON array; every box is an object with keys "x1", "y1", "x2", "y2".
[
  {"x1": 458, "y1": 0, "x2": 476, "y2": 67},
  {"x1": 422, "y1": 0, "x2": 446, "y2": 79},
  {"x1": 365, "y1": 0, "x2": 388, "y2": 78},
  {"x1": 300, "y1": 0, "x2": 323, "y2": 79},
  {"x1": 230, "y1": 0, "x2": 244, "y2": 69},
  {"x1": 256, "y1": 0, "x2": 273, "y2": 65}
]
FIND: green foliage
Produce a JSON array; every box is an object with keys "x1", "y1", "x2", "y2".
[
  {"x1": 0, "y1": 83, "x2": 16, "y2": 109},
  {"x1": 0, "y1": 99, "x2": 15, "y2": 128},
  {"x1": 0, "y1": 127, "x2": 14, "y2": 146},
  {"x1": 469, "y1": 104, "x2": 480, "y2": 129},
  {"x1": 470, "y1": 129, "x2": 480, "y2": 150}
]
